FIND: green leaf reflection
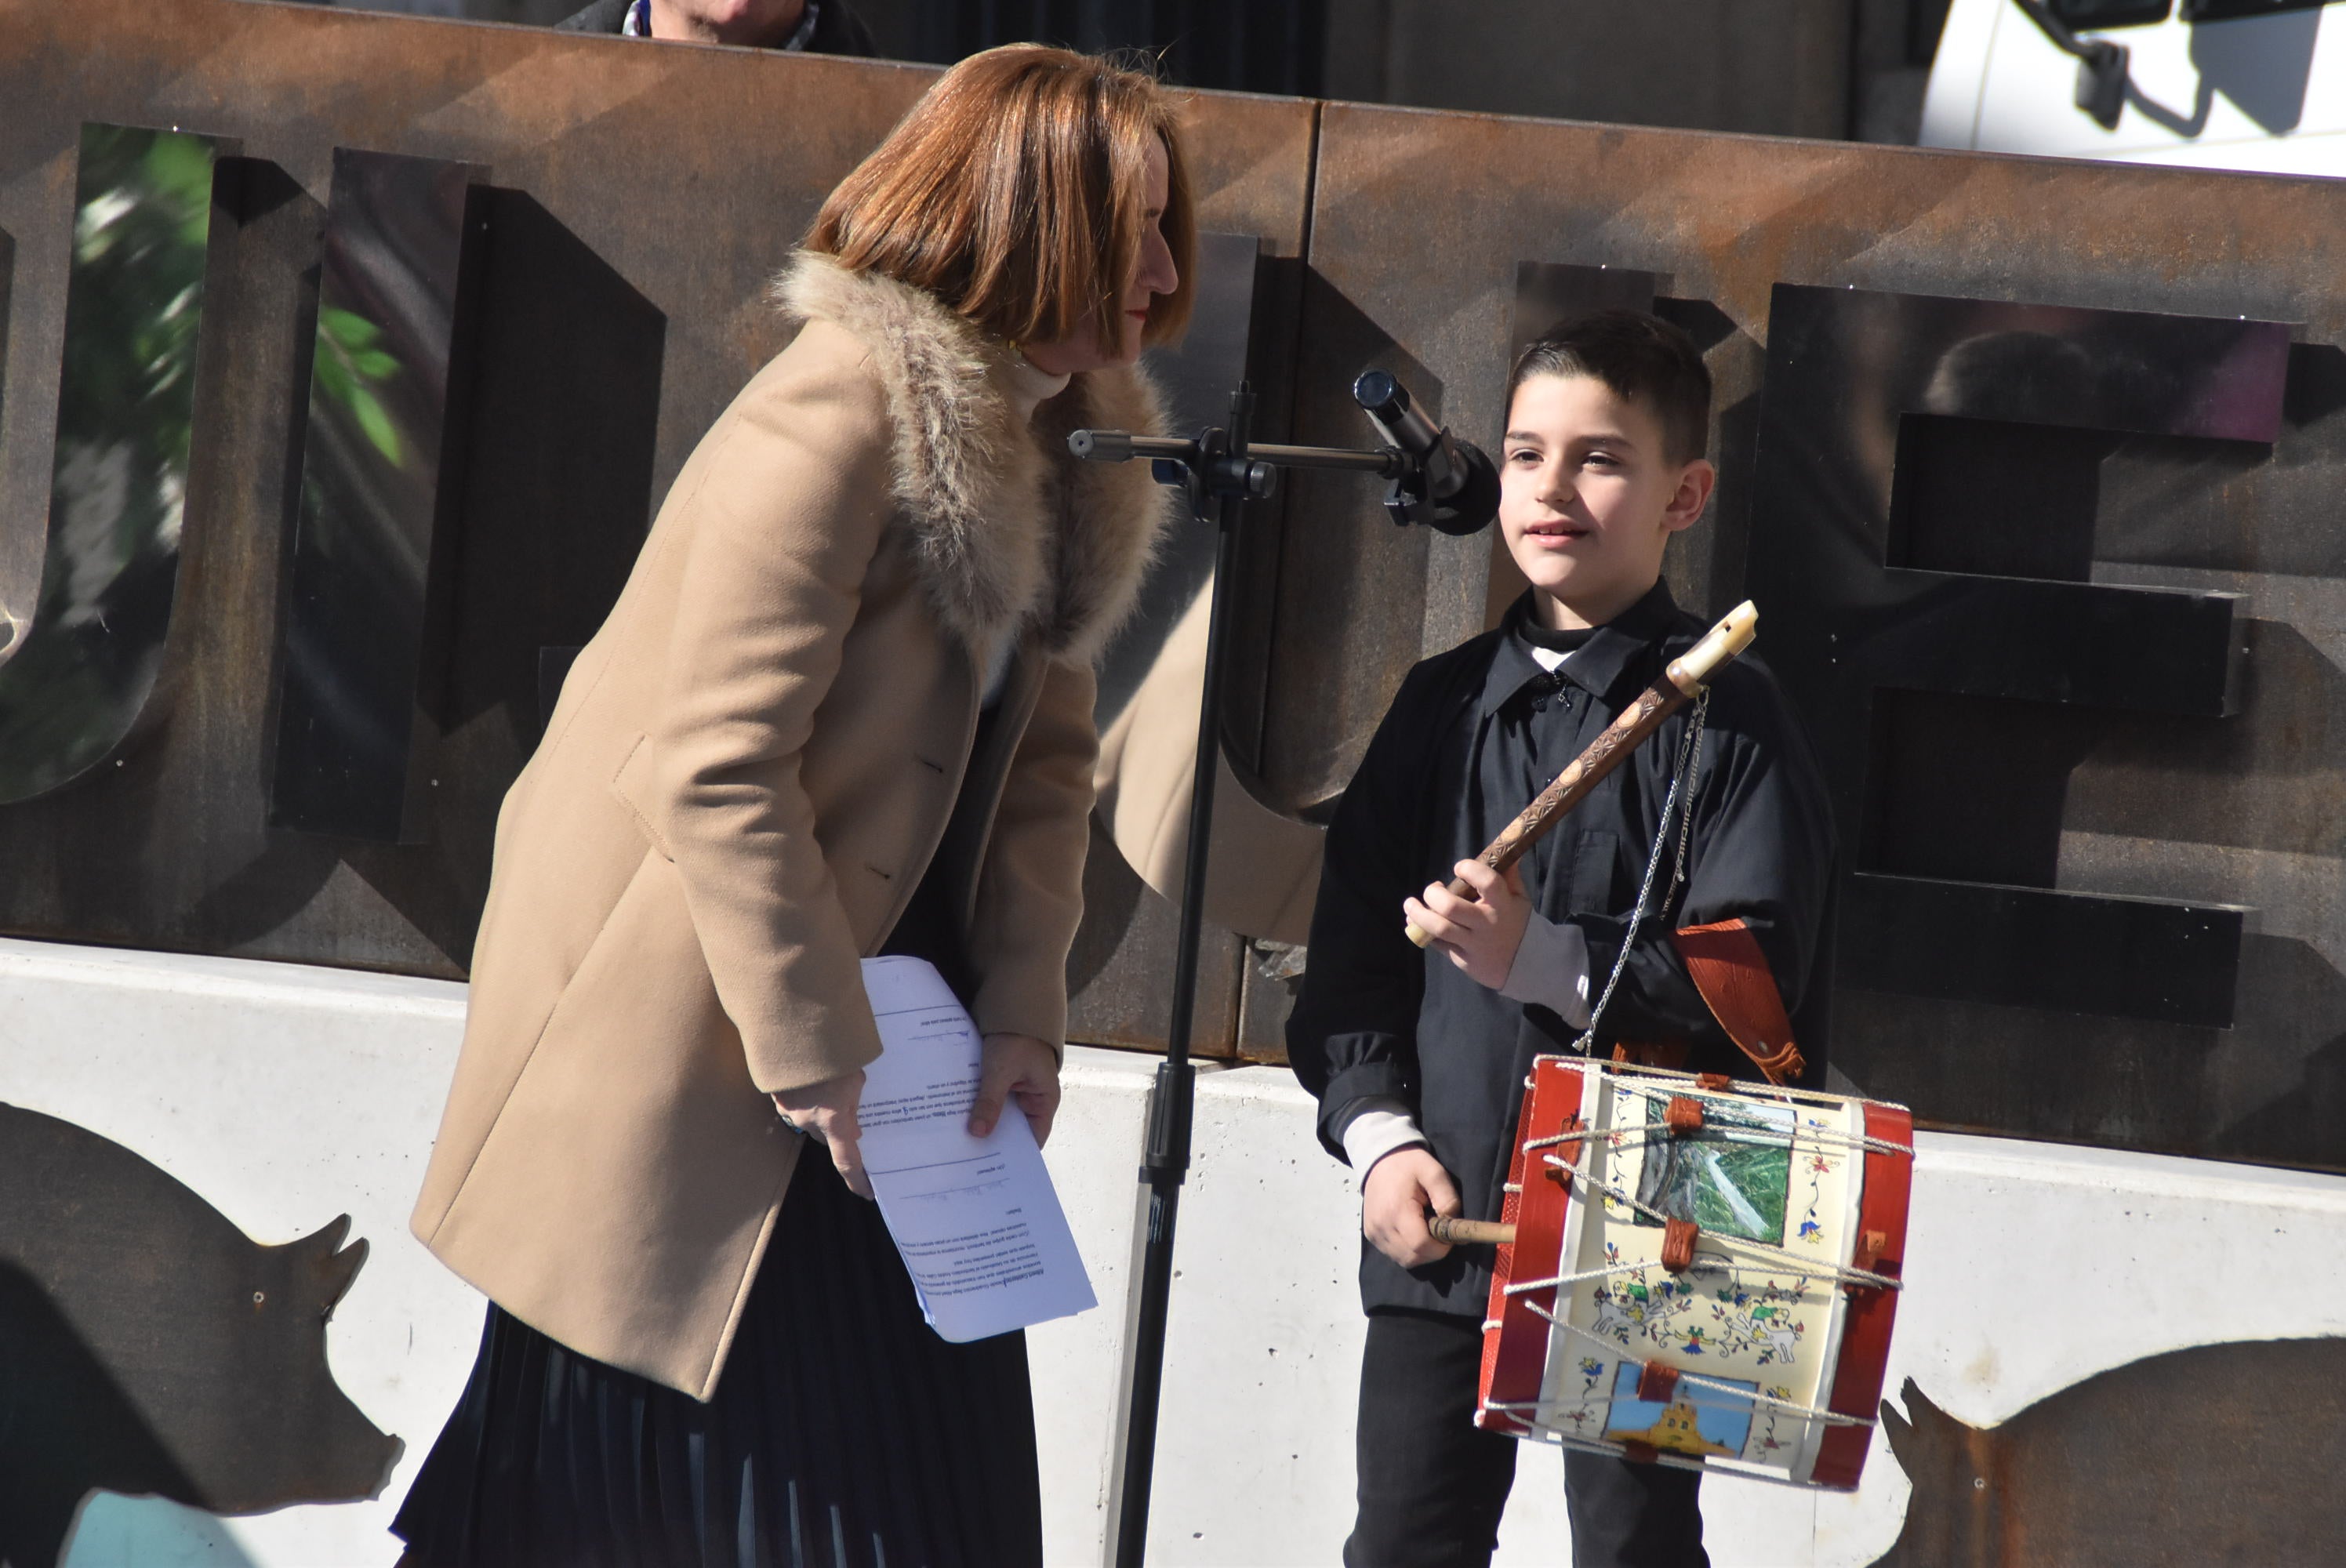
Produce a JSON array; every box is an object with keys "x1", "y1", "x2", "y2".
[
  {"x1": 314, "y1": 305, "x2": 408, "y2": 465},
  {"x1": 0, "y1": 125, "x2": 217, "y2": 800}
]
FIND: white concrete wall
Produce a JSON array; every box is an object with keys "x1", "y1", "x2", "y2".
[
  {"x1": 1, "y1": 939, "x2": 479, "y2": 1568},
  {"x1": 6, "y1": 937, "x2": 2346, "y2": 1566}
]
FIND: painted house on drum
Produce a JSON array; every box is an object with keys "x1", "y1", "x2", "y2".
[{"x1": 0, "y1": 1, "x2": 2341, "y2": 1563}]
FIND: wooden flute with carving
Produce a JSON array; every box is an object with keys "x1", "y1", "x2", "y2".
[{"x1": 1402, "y1": 601, "x2": 1761, "y2": 949}]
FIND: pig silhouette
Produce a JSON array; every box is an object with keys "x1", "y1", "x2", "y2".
[
  {"x1": 0, "y1": 1103, "x2": 401, "y2": 1568},
  {"x1": 1873, "y1": 1336, "x2": 2346, "y2": 1566}
]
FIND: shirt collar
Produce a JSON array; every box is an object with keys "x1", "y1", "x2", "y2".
[{"x1": 1479, "y1": 580, "x2": 1683, "y2": 717}]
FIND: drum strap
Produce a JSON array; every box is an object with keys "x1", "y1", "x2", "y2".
[{"x1": 1672, "y1": 919, "x2": 1807, "y2": 1086}]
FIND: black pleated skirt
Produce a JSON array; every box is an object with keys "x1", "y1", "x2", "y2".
[{"x1": 390, "y1": 1151, "x2": 1043, "y2": 1568}]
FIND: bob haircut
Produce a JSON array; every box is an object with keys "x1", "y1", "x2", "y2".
[{"x1": 808, "y1": 45, "x2": 1197, "y2": 354}]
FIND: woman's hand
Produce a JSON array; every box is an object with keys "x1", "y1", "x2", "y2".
[
  {"x1": 971, "y1": 1033, "x2": 1062, "y2": 1146},
  {"x1": 1402, "y1": 858, "x2": 1531, "y2": 992},
  {"x1": 773, "y1": 1071, "x2": 871, "y2": 1199},
  {"x1": 1361, "y1": 1146, "x2": 1462, "y2": 1269}
]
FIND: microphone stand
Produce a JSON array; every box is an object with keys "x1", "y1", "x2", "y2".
[{"x1": 1072, "y1": 383, "x2": 1411, "y2": 1568}]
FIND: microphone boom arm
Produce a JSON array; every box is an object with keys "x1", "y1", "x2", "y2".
[{"x1": 1069, "y1": 426, "x2": 1407, "y2": 480}]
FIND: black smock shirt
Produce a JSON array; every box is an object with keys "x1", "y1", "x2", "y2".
[{"x1": 1287, "y1": 582, "x2": 1837, "y2": 1319}]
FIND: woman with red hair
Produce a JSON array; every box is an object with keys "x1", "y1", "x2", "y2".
[{"x1": 394, "y1": 45, "x2": 1193, "y2": 1566}]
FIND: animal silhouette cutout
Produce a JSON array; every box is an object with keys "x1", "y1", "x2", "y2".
[
  {"x1": 1873, "y1": 1336, "x2": 2346, "y2": 1566},
  {"x1": 0, "y1": 1103, "x2": 401, "y2": 1568}
]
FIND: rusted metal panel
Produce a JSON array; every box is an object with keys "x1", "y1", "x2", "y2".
[
  {"x1": 0, "y1": 0, "x2": 1317, "y2": 1003},
  {"x1": 1071, "y1": 231, "x2": 1265, "y2": 1062},
  {"x1": 0, "y1": 125, "x2": 241, "y2": 805},
  {"x1": 1050, "y1": 103, "x2": 1321, "y2": 1059},
  {"x1": 1284, "y1": 103, "x2": 2346, "y2": 1165},
  {"x1": 271, "y1": 149, "x2": 487, "y2": 843},
  {"x1": 1067, "y1": 818, "x2": 1242, "y2": 1058},
  {"x1": 1876, "y1": 1339, "x2": 2346, "y2": 1565},
  {"x1": 1331, "y1": 0, "x2": 1856, "y2": 139},
  {"x1": 6, "y1": 5, "x2": 2346, "y2": 1160}
]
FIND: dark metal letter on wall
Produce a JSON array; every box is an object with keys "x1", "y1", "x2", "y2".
[
  {"x1": 1510, "y1": 261, "x2": 1661, "y2": 359},
  {"x1": 1072, "y1": 230, "x2": 1276, "y2": 1057},
  {"x1": 1745, "y1": 284, "x2": 2290, "y2": 1100},
  {"x1": 0, "y1": 124, "x2": 236, "y2": 804},
  {"x1": 0, "y1": 1, "x2": 1316, "y2": 978},
  {"x1": 270, "y1": 149, "x2": 485, "y2": 842}
]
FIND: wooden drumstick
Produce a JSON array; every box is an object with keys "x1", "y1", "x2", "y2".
[
  {"x1": 1428, "y1": 1214, "x2": 1516, "y2": 1246},
  {"x1": 1404, "y1": 601, "x2": 1759, "y2": 949}
]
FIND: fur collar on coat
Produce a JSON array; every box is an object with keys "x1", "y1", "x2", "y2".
[{"x1": 775, "y1": 251, "x2": 1176, "y2": 665}]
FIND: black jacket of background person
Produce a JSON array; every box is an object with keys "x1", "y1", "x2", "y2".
[
  {"x1": 556, "y1": 0, "x2": 879, "y2": 55},
  {"x1": 1287, "y1": 582, "x2": 1838, "y2": 1319}
]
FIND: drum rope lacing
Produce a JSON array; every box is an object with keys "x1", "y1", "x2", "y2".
[
  {"x1": 1474, "y1": 1068, "x2": 1918, "y2": 1470},
  {"x1": 1483, "y1": 1124, "x2": 1900, "y2": 1436},
  {"x1": 1568, "y1": 689, "x2": 1709, "y2": 1059},
  {"x1": 1517, "y1": 1156, "x2": 1904, "y2": 1293},
  {"x1": 1487, "y1": 1240, "x2": 1882, "y2": 1436},
  {"x1": 1486, "y1": 1306, "x2": 1878, "y2": 1432},
  {"x1": 1538, "y1": 1062, "x2": 1923, "y2": 1123},
  {"x1": 1487, "y1": 1218, "x2": 1895, "y2": 1306},
  {"x1": 1523, "y1": 1091, "x2": 1913, "y2": 1161}
]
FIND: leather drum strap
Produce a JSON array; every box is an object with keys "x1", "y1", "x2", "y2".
[{"x1": 1672, "y1": 918, "x2": 1806, "y2": 1086}]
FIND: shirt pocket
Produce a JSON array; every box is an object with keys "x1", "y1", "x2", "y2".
[{"x1": 1563, "y1": 827, "x2": 1625, "y2": 916}]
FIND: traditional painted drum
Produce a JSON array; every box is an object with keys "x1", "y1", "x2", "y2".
[{"x1": 1451, "y1": 1058, "x2": 1913, "y2": 1490}]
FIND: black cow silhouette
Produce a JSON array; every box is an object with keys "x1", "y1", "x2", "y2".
[
  {"x1": 1874, "y1": 1336, "x2": 2346, "y2": 1566},
  {"x1": 0, "y1": 1103, "x2": 401, "y2": 1568}
]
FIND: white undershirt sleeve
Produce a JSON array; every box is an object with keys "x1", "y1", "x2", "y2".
[
  {"x1": 1499, "y1": 911, "x2": 1593, "y2": 1029},
  {"x1": 1336, "y1": 1097, "x2": 1429, "y2": 1189}
]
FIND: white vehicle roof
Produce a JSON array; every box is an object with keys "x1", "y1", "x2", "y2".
[{"x1": 1923, "y1": 0, "x2": 2346, "y2": 175}]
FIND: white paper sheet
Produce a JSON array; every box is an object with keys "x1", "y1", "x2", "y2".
[{"x1": 855, "y1": 956, "x2": 1096, "y2": 1343}]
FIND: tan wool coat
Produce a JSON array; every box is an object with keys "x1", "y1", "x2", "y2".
[{"x1": 410, "y1": 252, "x2": 1174, "y2": 1400}]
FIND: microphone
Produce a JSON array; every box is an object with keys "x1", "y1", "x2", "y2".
[{"x1": 1353, "y1": 369, "x2": 1500, "y2": 536}]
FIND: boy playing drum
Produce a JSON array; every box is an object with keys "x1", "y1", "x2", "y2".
[{"x1": 1289, "y1": 310, "x2": 1837, "y2": 1567}]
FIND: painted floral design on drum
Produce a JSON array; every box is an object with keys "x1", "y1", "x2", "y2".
[
  {"x1": 1590, "y1": 1243, "x2": 1701, "y2": 1348},
  {"x1": 1795, "y1": 1123, "x2": 1843, "y2": 1247},
  {"x1": 1709, "y1": 1279, "x2": 1807, "y2": 1365},
  {"x1": 1753, "y1": 1384, "x2": 1797, "y2": 1457},
  {"x1": 1560, "y1": 1355, "x2": 1609, "y2": 1435}
]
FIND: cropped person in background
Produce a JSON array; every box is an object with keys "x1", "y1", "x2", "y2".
[
  {"x1": 557, "y1": 0, "x2": 878, "y2": 56},
  {"x1": 391, "y1": 45, "x2": 1189, "y2": 1567}
]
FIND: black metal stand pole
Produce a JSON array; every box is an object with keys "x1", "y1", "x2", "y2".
[
  {"x1": 1109, "y1": 388, "x2": 1253, "y2": 1568},
  {"x1": 1078, "y1": 387, "x2": 1403, "y2": 1568}
]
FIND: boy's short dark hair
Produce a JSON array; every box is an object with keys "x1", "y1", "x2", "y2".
[{"x1": 1508, "y1": 308, "x2": 1712, "y2": 466}]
